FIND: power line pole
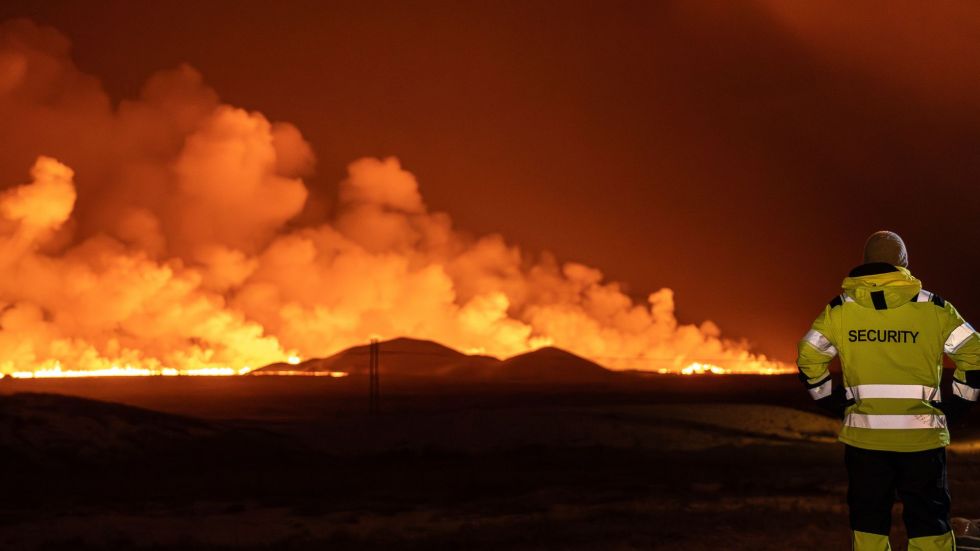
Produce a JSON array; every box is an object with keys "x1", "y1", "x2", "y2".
[{"x1": 369, "y1": 338, "x2": 380, "y2": 414}]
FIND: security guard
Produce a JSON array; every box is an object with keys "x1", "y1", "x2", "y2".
[{"x1": 797, "y1": 231, "x2": 980, "y2": 551}]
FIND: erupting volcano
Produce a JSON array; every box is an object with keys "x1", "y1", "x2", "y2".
[{"x1": 0, "y1": 19, "x2": 787, "y2": 379}]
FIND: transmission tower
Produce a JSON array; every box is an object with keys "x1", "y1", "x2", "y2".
[{"x1": 369, "y1": 338, "x2": 380, "y2": 414}]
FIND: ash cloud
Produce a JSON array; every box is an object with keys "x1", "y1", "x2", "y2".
[{"x1": 0, "y1": 19, "x2": 783, "y2": 374}]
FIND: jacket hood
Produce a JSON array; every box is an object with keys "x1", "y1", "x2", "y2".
[{"x1": 841, "y1": 263, "x2": 922, "y2": 310}]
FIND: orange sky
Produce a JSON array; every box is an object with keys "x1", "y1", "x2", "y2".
[{"x1": 0, "y1": 1, "x2": 976, "y2": 362}]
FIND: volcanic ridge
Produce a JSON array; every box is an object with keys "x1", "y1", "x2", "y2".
[{"x1": 254, "y1": 337, "x2": 615, "y2": 382}]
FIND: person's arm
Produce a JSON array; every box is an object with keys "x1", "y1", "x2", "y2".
[
  {"x1": 797, "y1": 298, "x2": 851, "y2": 418},
  {"x1": 940, "y1": 299, "x2": 980, "y2": 424}
]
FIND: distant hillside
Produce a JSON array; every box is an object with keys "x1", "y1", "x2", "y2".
[
  {"x1": 497, "y1": 347, "x2": 613, "y2": 382},
  {"x1": 0, "y1": 393, "x2": 252, "y2": 466},
  {"x1": 253, "y1": 338, "x2": 616, "y2": 382}
]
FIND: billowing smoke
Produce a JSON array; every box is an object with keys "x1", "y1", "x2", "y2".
[{"x1": 0, "y1": 19, "x2": 785, "y2": 375}]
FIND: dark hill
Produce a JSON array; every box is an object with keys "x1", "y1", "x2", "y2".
[
  {"x1": 259, "y1": 337, "x2": 498, "y2": 378},
  {"x1": 498, "y1": 347, "x2": 614, "y2": 382},
  {"x1": 254, "y1": 338, "x2": 615, "y2": 383}
]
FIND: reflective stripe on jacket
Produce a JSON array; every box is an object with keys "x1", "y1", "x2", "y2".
[{"x1": 797, "y1": 263, "x2": 980, "y2": 452}]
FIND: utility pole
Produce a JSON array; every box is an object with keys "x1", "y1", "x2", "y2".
[{"x1": 369, "y1": 338, "x2": 380, "y2": 414}]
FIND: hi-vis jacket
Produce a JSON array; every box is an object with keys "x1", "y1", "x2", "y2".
[{"x1": 797, "y1": 263, "x2": 980, "y2": 452}]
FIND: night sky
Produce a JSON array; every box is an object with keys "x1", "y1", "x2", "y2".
[{"x1": 1, "y1": 0, "x2": 977, "y2": 362}]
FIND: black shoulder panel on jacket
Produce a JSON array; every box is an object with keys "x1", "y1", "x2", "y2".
[
  {"x1": 828, "y1": 295, "x2": 843, "y2": 309},
  {"x1": 965, "y1": 371, "x2": 980, "y2": 388},
  {"x1": 871, "y1": 290, "x2": 888, "y2": 310},
  {"x1": 931, "y1": 294, "x2": 946, "y2": 308}
]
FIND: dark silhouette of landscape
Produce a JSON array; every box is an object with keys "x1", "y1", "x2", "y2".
[
  {"x1": 255, "y1": 337, "x2": 616, "y2": 382},
  {"x1": 2, "y1": 340, "x2": 979, "y2": 550}
]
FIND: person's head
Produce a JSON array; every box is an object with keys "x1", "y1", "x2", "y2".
[{"x1": 863, "y1": 231, "x2": 908, "y2": 267}]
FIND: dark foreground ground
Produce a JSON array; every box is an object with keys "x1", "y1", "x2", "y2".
[{"x1": 1, "y1": 374, "x2": 979, "y2": 550}]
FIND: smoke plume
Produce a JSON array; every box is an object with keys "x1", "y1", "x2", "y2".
[{"x1": 0, "y1": 19, "x2": 784, "y2": 375}]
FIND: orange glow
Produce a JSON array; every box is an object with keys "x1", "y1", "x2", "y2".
[
  {"x1": 0, "y1": 155, "x2": 791, "y2": 379},
  {"x1": 251, "y1": 370, "x2": 349, "y2": 377},
  {"x1": 7, "y1": 365, "x2": 349, "y2": 379},
  {"x1": 7, "y1": 361, "x2": 259, "y2": 378},
  {"x1": 681, "y1": 362, "x2": 729, "y2": 375},
  {"x1": 679, "y1": 360, "x2": 794, "y2": 376},
  {"x1": 0, "y1": 25, "x2": 792, "y2": 379}
]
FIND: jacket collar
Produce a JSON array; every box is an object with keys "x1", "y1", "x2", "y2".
[
  {"x1": 841, "y1": 264, "x2": 921, "y2": 310},
  {"x1": 848, "y1": 262, "x2": 900, "y2": 277}
]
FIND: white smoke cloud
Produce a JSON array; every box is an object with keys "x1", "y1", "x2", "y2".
[{"x1": 0, "y1": 19, "x2": 785, "y2": 375}]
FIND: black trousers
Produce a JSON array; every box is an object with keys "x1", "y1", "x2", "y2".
[{"x1": 845, "y1": 444, "x2": 952, "y2": 538}]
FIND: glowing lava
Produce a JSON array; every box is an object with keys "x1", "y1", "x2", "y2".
[
  {"x1": 4, "y1": 362, "x2": 257, "y2": 379},
  {"x1": 250, "y1": 370, "x2": 349, "y2": 377},
  {"x1": 677, "y1": 361, "x2": 792, "y2": 376},
  {"x1": 681, "y1": 362, "x2": 729, "y2": 375}
]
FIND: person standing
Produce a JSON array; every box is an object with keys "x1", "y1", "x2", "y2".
[{"x1": 797, "y1": 231, "x2": 980, "y2": 550}]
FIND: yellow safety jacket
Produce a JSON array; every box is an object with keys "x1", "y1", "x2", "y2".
[{"x1": 797, "y1": 263, "x2": 980, "y2": 452}]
